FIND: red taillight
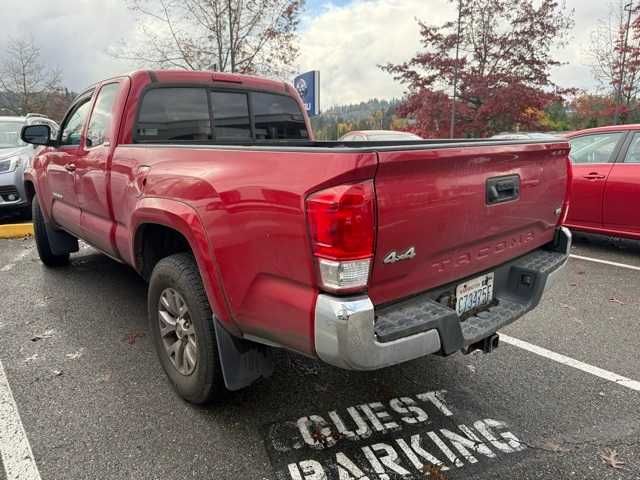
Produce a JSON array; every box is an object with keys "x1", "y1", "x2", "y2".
[{"x1": 306, "y1": 181, "x2": 375, "y2": 292}]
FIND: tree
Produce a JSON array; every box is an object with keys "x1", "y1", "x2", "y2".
[
  {"x1": 381, "y1": 0, "x2": 574, "y2": 138},
  {"x1": 587, "y1": 1, "x2": 640, "y2": 122},
  {"x1": 111, "y1": 0, "x2": 303, "y2": 78},
  {"x1": 0, "y1": 36, "x2": 63, "y2": 116}
]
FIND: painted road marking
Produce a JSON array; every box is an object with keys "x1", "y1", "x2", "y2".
[
  {"x1": 265, "y1": 390, "x2": 527, "y2": 479},
  {"x1": 0, "y1": 359, "x2": 42, "y2": 480},
  {"x1": 570, "y1": 254, "x2": 640, "y2": 272},
  {"x1": 501, "y1": 334, "x2": 640, "y2": 392}
]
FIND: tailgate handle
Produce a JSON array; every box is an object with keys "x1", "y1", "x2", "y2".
[{"x1": 486, "y1": 175, "x2": 520, "y2": 205}]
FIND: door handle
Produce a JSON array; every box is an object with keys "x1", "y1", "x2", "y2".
[
  {"x1": 583, "y1": 172, "x2": 605, "y2": 180},
  {"x1": 486, "y1": 174, "x2": 520, "y2": 205},
  {"x1": 64, "y1": 163, "x2": 76, "y2": 172}
]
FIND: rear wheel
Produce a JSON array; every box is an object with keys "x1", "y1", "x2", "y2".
[
  {"x1": 32, "y1": 196, "x2": 69, "y2": 267},
  {"x1": 148, "y1": 253, "x2": 225, "y2": 404}
]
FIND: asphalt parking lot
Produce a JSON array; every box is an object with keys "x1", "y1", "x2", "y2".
[{"x1": 0, "y1": 232, "x2": 638, "y2": 480}]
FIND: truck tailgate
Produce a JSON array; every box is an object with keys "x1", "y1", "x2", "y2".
[{"x1": 369, "y1": 142, "x2": 570, "y2": 306}]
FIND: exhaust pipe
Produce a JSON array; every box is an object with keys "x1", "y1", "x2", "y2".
[{"x1": 464, "y1": 333, "x2": 500, "y2": 354}]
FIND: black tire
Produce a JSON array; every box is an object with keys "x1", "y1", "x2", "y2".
[
  {"x1": 32, "y1": 196, "x2": 69, "y2": 267},
  {"x1": 148, "y1": 253, "x2": 225, "y2": 404}
]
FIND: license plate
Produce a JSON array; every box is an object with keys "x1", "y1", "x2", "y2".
[{"x1": 455, "y1": 272, "x2": 494, "y2": 316}]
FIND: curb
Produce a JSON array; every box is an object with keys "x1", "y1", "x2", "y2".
[{"x1": 0, "y1": 223, "x2": 34, "y2": 239}]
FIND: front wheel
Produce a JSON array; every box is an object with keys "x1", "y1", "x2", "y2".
[
  {"x1": 32, "y1": 196, "x2": 69, "y2": 267},
  {"x1": 148, "y1": 253, "x2": 225, "y2": 404}
]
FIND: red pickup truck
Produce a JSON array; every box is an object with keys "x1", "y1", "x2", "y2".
[{"x1": 21, "y1": 70, "x2": 572, "y2": 404}]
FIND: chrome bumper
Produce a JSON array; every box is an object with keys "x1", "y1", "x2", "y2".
[
  {"x1": 314, "y1": 294, "x2": 442, "y2": 370},
  {"x1": 314, "y1": 227, "x2": 571, "y2": 371}
]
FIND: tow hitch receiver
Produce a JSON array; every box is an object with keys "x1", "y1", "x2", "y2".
[{"x1": 464, "y1": 333, "x2": 500, "y2": 354}]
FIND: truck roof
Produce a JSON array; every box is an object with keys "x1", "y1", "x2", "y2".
[{"x1": 96, "y1": 69, "x2": 293, "y2": 96}]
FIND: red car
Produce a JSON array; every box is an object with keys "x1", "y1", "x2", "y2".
[
  {"x1": 20, "y1": 70, "x2": 571, "y2": 404},
  {"x1": 565, "y1": 125, "x2": 640, "y2": 239}
]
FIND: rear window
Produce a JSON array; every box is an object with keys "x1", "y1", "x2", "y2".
[
  {"x1": 210, "y1": 91, "x2": 251, "y2": 139},
  {"x1": 253, "y1": 92, "x2": 308, "y2": 140},
  {"x1": 135, "y1": 87, "x2": 308, "y2": 143},
  {"x1": 136, "y1": 88, "x2": 212, "y2": 142}
]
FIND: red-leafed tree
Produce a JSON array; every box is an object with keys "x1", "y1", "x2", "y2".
[{"x1": 381, "y1": 0, "x2": 573, "y2": 138}]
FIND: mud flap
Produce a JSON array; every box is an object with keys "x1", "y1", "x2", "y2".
[
  {"x1": 213, "y1": 317, "x2": 274, "y2": 391},
  {"x1": 45, "y1": 221, "x2": 79, "y2": 255}
]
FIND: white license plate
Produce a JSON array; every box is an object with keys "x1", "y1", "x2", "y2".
[{"x1": 455, "y1": 272, "x2": 494, "y2": 316}]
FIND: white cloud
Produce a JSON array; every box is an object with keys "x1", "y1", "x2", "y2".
[
  {"x1": 297, "y1": 0, "x2": 613, "y2": 108},
  {"x1": 0, "y1": 0, "x2": 618, "y2": 102},
  {"x1": 1, "y1": 0, "x2": 137, "y2": 91},
  {"x1": 297, "y1": 0, "x2": 455, "y2": 107}
]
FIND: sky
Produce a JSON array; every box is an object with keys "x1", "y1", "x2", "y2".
[{"x1": 0, "y1": 0, "x2": 616, "y2": 108}]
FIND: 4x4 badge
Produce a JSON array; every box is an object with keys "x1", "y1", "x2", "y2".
[{"x1": 383, "y1": 246, "x2": 416, "y2": 264}]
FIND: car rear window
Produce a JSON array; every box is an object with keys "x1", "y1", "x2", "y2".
[
  {"x1": 136, "y1": 88, "x2": 212, "y2": 142},
  {"x1": 135, "y1": 87, "x2": 308, "y2": 143}
]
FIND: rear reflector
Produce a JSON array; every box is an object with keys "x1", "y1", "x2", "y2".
[{"x1": 306, "y1": 180, "x2": 375, "y2": 292}]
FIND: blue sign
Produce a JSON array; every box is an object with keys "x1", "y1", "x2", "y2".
[{"x1": 293, "y1": 71, "x2": 320, "y2": 116}]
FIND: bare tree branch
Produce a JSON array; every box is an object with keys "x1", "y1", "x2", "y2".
[{"x1": 109, "y1": 0, "x2": 302, "y2": 78}]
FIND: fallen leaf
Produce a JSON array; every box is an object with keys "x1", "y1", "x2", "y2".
[
  {"x1": 24, "y1": 354, "x2": 38, "y2": 363},
  {"x1": 66, "y1": 348, "x2": 84, "y2": 360},
  {"x1": 126, "y1": 332, "x2": 145, "y2": 344},
  {"x1": 542, "y1": 441, "x2": 570, "y2": 453},
  {"x1": 600, "y1": 449, "x2": 625, "y2": 469},
  {"x1": 560, "y1": 303, "x2": 576, "y2": 311},
  {"x1": 31, "y1": 329, "x2": 56, "y2": 342},
  {"x1": 422, "y1": 463, "x2": 448, "y2": 479}
]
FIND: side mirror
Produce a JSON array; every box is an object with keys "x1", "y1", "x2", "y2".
[{"x1": 21, "y1": 124, "x2": 54, "y2": 146}]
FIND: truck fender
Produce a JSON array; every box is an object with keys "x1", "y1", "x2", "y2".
[{"x1": 130, "y1": 197, "x2": 239, "y2": 336}]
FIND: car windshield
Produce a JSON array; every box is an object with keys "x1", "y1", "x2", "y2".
[{"x1": 0, "y1": 121, "x2": 25, "y2": 148}]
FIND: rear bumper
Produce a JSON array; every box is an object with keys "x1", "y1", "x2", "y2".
[{"x1": 314, "y1": 227, "x2": 571, "y2": 370}]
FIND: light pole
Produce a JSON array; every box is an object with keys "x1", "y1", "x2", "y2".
[
  {"x1": 614, "y1": 1, "x2": 634, "y2": 125},
  {"x1": 450, "y1": 0, "x2": 463, "y2": 138}
]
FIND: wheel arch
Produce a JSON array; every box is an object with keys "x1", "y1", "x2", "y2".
[{"x1": 131, "y1": 199, "x2": 238, "y2": 334}]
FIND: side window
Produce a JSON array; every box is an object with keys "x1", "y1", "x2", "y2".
[
  {"x1": 86, "y1": 83, "x2": 119, "y2": 147},
  {"x1": 569, "y1": 133, "x2": 624, "y2": 164},
  {"x1": 252, "y1": 92, "x2": 308, "y2": 140},
  {"x1": 210, "y1": 91, "x2": 251, "y2": 139},
  {"x1": 136, "y1": 88, "x2": 211, "y2": 142},
  {"x1": 623, "y1": 133, "x2": 640, "y2": 163},
  {"x1": 60, "y1": 99, "x2": 93, "y2": 146}
]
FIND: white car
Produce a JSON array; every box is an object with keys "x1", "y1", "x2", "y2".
[
  {"x1": 0, "y1": 114, "x2": 59, "y2": 215},
  {"x1": 338, "y1": 130, "x2": 423, "y2": 141}
]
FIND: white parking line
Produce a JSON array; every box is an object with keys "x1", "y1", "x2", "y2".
[
  {"x1": 0, "y1": 359, "x2": 42, "y2": 480},
  {"x1": 501, "y1": 334, "x2": 640, "y2": 392},
  {"x1": 570, "y1": 254, "x2": 640, "y2": 272}
]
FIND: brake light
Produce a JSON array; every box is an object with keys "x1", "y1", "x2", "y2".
[{"x1": 306, "y1": 181, "x2": 375, "y2": 292}]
